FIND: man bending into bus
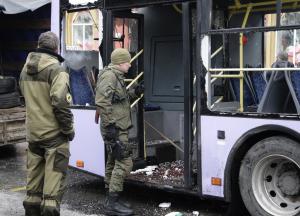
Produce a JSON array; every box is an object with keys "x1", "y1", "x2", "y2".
[
  {"x1": 20, "y1": 31, "x2": 74, "y2": 216},
  {"x1": 95, "y1": 48, "x2": 143, "y2": 216}
]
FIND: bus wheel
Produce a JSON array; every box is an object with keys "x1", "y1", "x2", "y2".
[{"x1": 239, "y1": 136, "x2": 300, "y2": 216}]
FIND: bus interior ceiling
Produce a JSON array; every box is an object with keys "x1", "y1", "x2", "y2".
[{"x1": 0, "y1": 4, "x2": 51, "y2": 83}]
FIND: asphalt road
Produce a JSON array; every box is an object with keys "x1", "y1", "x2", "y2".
[{"x1": 0, "y1": 143, "x2": 227, "y2": 216}]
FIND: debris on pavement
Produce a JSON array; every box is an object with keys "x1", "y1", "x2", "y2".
[
  {"x1": 130, "y1": 165, "x2": 158, "y2": 176},
  {"x1": 128, "y1": 161, "x2": 185, "y2": 186},
  {"x1": 192, "y1": 211, "x2": 200, "y2": 216},
  {"x1": 159, "y1": 202, "x2": 171, "y2": 208},
  {"x1": 165, "y1": 212, "x2": 183, "y2": 216},
  {"x1": 0, "y1": 144, "x2": 227, "y2": 216}
]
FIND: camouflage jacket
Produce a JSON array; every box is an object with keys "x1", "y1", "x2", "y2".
[
  {"x1": 95, "y1": 64, "x2": 136, "y2": 130},
  {"x1": 19, "y1": 49, "x2": 74, "y2": 143}
]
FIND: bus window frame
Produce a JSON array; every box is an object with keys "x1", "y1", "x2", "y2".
[{"x1": 198, "y1": 0, "x2": 300, "y2": 119}]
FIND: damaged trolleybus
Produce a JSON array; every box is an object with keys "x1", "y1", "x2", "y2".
[{"x1": 62, "y1": 0, "x2": 300, "y2": 215}]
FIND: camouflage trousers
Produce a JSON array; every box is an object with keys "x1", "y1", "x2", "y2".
[
  {"x1": 101, "y1": 127, "x2": 133, "y2": 193},
  {"x1": 24, "y1": 141, "x2": 70, "y2": 216}
]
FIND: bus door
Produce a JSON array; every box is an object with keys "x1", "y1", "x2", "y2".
[{"x1": 105, "y1": 11, "x2": 145, "y2": 165}]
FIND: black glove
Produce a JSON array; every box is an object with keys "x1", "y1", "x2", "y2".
[
  {"x1": 66, "y1": 131, "x2": 75, "y2": 141},
  {"x1": 105, "y1": 123, "x2": 118, "y2": 140},
  {"x1": 134, "y1": 83, "x2": 144, "y2": 95}
]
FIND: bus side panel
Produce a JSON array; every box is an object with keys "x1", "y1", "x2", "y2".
[
  {"x1": 200, "y1": 115, "x2": 300, "y2": 198},
  {"x1": 69, "y1": 109, "x2": 105, "y2": 176}
]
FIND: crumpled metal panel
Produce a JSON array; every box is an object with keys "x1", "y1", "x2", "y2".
[
  {"x1": 61, "y1": 0, "x2": 103, "y2": 11},
  {"x1": 69, "y1": 0, "x2": 97, "y2": 5},
  {"x1": 104, "y1": 0, "x2": 192, "y2": 10}
]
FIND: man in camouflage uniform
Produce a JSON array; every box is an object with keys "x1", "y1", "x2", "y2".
[
  {"x1": 19, "y1": 31, "x2": 74, "y2": 216},
  {"x1": 95, "y1": 48, "x2": 143, "y2": 216}
]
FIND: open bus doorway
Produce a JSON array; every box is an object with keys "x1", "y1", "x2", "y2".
[
  {"x1": 110, "y1": 12, "x2": 145, "y2": 165},
  {"x1": 66, "y1": 0, "x2": 199, "y2": 193},
  {"x1": 105, "y1": 4, "x2": 198, "y2": 190}
]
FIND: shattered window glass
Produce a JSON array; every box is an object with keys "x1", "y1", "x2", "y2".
[
  {"x1": 65, "y1": 10, "x2": 100, "y2": 51},
  {"x1": 265, "y1": 12, "x2": 300, "y2": 67}
]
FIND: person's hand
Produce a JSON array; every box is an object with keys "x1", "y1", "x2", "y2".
[
  {"x1": 134, "y1": 83, "x2": 144, "y2": 95},
  {"x1": 66, "y1": 131, "x2": 75, "y2": 141},
  {"x1": 105, "y1": 123, "x2": 118, "y2": 140}
]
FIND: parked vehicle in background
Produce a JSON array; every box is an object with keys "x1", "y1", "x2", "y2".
[{"x1": 0, "y1": 0, "x2": 55, "y2": 147}]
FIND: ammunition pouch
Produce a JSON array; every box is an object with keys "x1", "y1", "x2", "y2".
[
  {"x1": 42, "y1": 206, "x2": 60, "y2": 216},
  {"x1": 112, "y1": 93, "x2": 126, "y2": 104},
  {"x1": 53, "y1": 148, "x2": 70, "y2": 174},
  {"x1": 105, "y1": 123, "x2": 118, "y2": 141},
  {"x1": 107, "y1": 140, "x2": 126, "y2": 160}
]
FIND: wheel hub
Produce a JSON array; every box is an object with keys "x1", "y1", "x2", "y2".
[
  {"x1": 252, "y1": 154, "x2": 300, "y2": 216},
  {"x1": 278, "y1": 170, "x2": 300, "y2": 196}
]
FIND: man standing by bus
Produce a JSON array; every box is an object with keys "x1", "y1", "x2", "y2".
[
  {"x1": 95, "y1": 48, "x2": 143, "y2": 216},
  {"x1": 20, "y1": 31, "x2": 74, "y2": 216}
]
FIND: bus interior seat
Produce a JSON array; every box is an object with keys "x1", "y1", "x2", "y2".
[
  {"x1": 248, "y1": 71, "x2": 267, "y2": 103},
  {"x1": 68, "y1": 66, "x2": 95, "y2": 106},
  {"x1": 231, "y1": 76, "x2": 256, "y2": 105},
  {"x1": 211, "y1": 74, "x2": 256, "y2": 112},
  {"x1": 257, "y1": 70, "x2": 296, "y2": 113},
  {"x1": 285, "y1": 71, "x2": 300, "y2": 114},
  {"x1": 229, "y1": 75, "x2": 257, "y2": 111}
]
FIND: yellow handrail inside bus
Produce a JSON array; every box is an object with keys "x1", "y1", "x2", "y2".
[
  {"x1": 130, "y1": 49, "x2": 143, "y2": 64},
  {"x1": 211, "y1": 46, "x2": 223, "y2": 59},
  {"x1": 131, "y1": 94, "x2": 144, "y2": 108},
  {"x1": 235, "y1": 0, "x2": 242, "y2": 9},
  {"x1": 126, "y1": 49, "x2": 144, "y2": 89},
  {"x1": 210, "y1": 68, "x2": 300, "y2": 72},
  {"x1": 230, "y1": 5, "x2": 300, "y2": 14},
  {"x1": 211, "y1": 74, "x2": 243, "y2": 78},
  {"x1": 209, "y1": 5, "x2": 252, "y2": 112},
  {"x1": 229, "y1": 0, "x2": 300, "y2": 15},
  {"x1": 239, "y1": 4, "x2": 252, "y2": 112},
  {"x1": 229, "y1": 0, "x2": 300, "y2": 10},
  {"x1": 144, "y1": 120, "x2": 184, "y2": 153},
  {"x1": 172, "y1": 4, "x2": 182, "y2": 14},
  {"x1": 126, "y1": 71, "x2": 144, "y2": 90}
]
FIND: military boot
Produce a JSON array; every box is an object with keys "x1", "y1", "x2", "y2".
[
  {"x1": 41, "y1": 200, "x2": 60, "y2": 216},
  {"x1": 105, "y1": 189, "x2": 131, "y2": 209},
  {"x1": 104, "y1": 192, "x2": 133, "y2": 216},
  {"x1": 23, "y1": 202, "x2": 41, "y2": 216}
]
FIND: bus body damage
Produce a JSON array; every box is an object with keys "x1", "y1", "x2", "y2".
[{"x1": 64, "y1": 0, "x2": 300, "y2": 215}]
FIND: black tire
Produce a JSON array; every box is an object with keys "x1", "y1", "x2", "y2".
[
  {"x1": 225, "y1": 200, "x2": 250, "y2": 216},
  {"x1": 0, "y1": 91, "x2": 20, "y2": 109},
  {"x1": 0, "y1": 77, "x2": 17, "y2": 94},
  {"x1": 239, "y1": 136, "x2": 300, "y2": 216}
]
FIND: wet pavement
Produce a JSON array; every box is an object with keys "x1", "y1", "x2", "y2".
[{"x1": 0, "y1": 143, "x2": 227, "y2": 216}]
